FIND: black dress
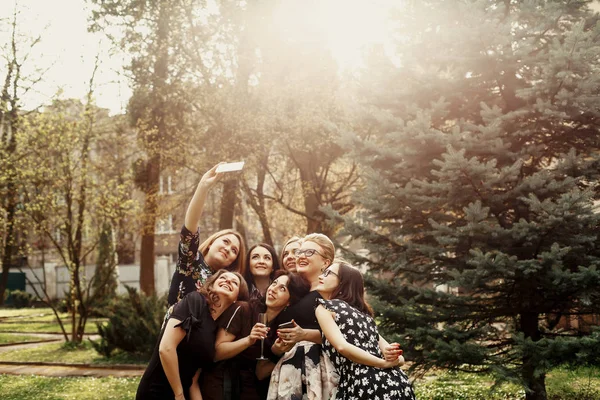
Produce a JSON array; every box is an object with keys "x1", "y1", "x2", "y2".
[
  {"x1": 201, "y1": 301, "x2": 266, "y2": 400},
  {"x1": 316, "y1": 299, "x2": 416, "y2": 400},
  {"x1": 136, "y1": 292, "x2": 223, "y2": 400},
  {"x1": 167, "y1": 225, "x2": 213, "y2": 307}
]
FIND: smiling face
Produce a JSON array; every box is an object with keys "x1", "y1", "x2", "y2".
[
  {"x1": 210, "y1": 271, "x2": 242, "y2": 302},
  {"x1": 205, "y1": 234, "x2": 241, "y2": 269},
  {"x1": 265, "y1": 275, "x2": 291, "y2": 311},
  {"x1": 249, "y1": 246, "x2": 274, "y2": 278},
  {"x1": 295, "y1": 241, "x2": 331, "y2": 285},
  {"x1": 316, "y1": 263, "x2": 341, "y2": 300},
  {"x1": 281, "y1": 241, "x2": 301, "y2": 272}
]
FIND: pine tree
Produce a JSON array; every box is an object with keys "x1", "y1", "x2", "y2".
[{"x1": 343, "y1": 2, "x2": 600, "y2": 399}]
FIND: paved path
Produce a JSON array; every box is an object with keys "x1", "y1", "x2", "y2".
[{"x1": 0, "y1": 332, "x2": 144, "y2": 378}]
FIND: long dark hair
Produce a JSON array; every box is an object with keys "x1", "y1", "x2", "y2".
[
  {"x1": 271, "y1": 270, "x2": 311, "y2": 307},
  {"x1": 330, "y1": 259, "x2": 374, "y2": 317},
  {"x1": 244, "y1": 243, "x2": 281, "y2": 289}
]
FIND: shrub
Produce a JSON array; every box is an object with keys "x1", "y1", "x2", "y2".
[
  {"x1": 9, "y1": 290, "x2": 34, "y2": 308},
  {"x1": 90, "y1": 286, "x2": 166, "y2": 360}
]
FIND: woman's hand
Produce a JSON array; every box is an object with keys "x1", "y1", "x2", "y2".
[
  {"x1": 382, "y1": 342, "x2": 403, "y2": 361},
  {"x1": 248, "y1": 322, "x2": 269, "y2": 345},
  {"x1": 199, "y1": 163, "x2": 224, "y2": 189},
  {"x1": 277, "y1": 320, "x2": 304, "y2": 345},
  {"x1": 272, "y1": 337, "x2": 294, "y2": 355}
]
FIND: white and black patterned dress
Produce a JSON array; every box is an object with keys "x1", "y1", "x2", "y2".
[{"x1": 317, "y1": 298, "x2": 416, "y2": 400}]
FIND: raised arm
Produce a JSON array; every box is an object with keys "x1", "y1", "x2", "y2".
[
  {"x1": 184, "y1": 163, "x2": 223, "y2": 232},
  {"x1": 315, "y1": 305, "x2": 400, "y2": 369},
  {"x1": 214, "y1": 323, "x2": 268, "y2": 362},
  {"x1": 159, "y1": 318, "x2": 188, "y2": 400}
]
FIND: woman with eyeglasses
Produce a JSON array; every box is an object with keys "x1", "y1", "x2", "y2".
[
  {"x1": 167, "y1": 163, "x2": 247, "y2": 308},
  {"x1": 200, "y1": 270, "x2": 310, "y2": 400},
  {"x1": 266, "y1": 233, "x2": 339, "y2": 400},
  {"x1": 315, "y1": 260, "x2": 416, "y2": 400}
]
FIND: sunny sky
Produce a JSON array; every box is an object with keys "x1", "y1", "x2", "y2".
[{"x1": 1, "y1": 0, "x2": 130, "y2": 114}]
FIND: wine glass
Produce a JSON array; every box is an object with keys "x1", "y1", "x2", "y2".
[{"x1": 256, "y1": 312, "x2": 268, "y2": 361}]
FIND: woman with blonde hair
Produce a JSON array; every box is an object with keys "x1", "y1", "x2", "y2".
[
  {"x1": 267, "y1": 233, "x2": 339, "y2": 400},
  {"x1": 167, "y1": 163, "x2": 247, "y2": 307},
  {"x1": 279, "y1": 236, "x2": 302, "y2": 272}
]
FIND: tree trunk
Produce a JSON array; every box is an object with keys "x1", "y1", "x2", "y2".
[
  {"x1": 140, "y1": 155, "x2": 160, "y2": 295},
  {"x1": 219, "y1": 179, "x2": 238, "y2": 230},
  {"x1": 520, "y1": 312, "x2": 548, "y2": 400}
]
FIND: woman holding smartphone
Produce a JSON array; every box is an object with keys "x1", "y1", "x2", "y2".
[
  {"x1": 201, "y1": 271, "x2": 310, "y2": 400},
  {"x1": 167, "y1": 163, "x2": 247, "y2": 307},
  {"x1": 267, "y1": 233, "x2": 339, "y2": 400}
]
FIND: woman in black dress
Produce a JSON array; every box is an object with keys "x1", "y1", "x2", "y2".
[
  {"x1": 136, "y1": 269, "x2": 249, "y2": 400},
  {"x1": 244, "y1": 243, "x2": 281, "y2": 301},
  {"x1": 267, "y1": 233, "x2": 339, "y2": 400},
  {"x1": 168, "y1": 163, "x2": 247, "y2": 308},
  {"x1": 201, "y1": 271, "x2": 310, "y2": 400},
  {"x1": 315, "y1": 260, "x2": 416, "y2": 400}
]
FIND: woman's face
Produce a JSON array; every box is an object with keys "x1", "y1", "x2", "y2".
[
  {"x1": 249, "y1": 246, "x2": 274, "y2": 278},
  {"x1": 281, "y1": 241, "x2": 301, "y2": 272},
  {"x1": 295, "y1": 241, "x2": 329, "y2": 280},
  {"x1": 211, "y1": 272, "x2": 241, "y2": 302},
  {"x1": 316, "y1": 263, "x2": 341, "y2": 300},
  {"x1": 206, "y1": 234, "x2": 241, "y2": 269},
  {"x1": 265, "y1": 275, "x2": 291, "y2": 311}
]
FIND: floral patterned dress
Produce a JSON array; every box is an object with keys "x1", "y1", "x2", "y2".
[
  {"x1": 316, "y1": 299, "x2": 416, "y2": 400},
  {"x1": 167, "y1": 225, "x2": 213, "y2": 307}
]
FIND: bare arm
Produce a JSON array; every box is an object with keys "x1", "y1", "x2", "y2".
[
  {"x1": 159, "y1": 318, "x2": 187, "y2": 400},
  {"x1": 214, "y1": 324, "x2": 268, "y2": 362},
  {"x1": 315, "y1": 305, "x2": 400, "y2": 369},
  {"x1": 189, "y1": 369, "x2": 203, "y2": 400},
  {"x1": 184, "y1": 163, "x2": 222, "y2": 232}
]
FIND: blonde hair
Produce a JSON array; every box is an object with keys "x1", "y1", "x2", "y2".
[
  {"x1": 280, "y1": 236, "x2": 302, "y2": 266},
  {"x1": 199, "y1": 229, "x2": 247, "y2": 276},
  {"x1": 303, "y1": 233, "x2": 335, "y2": 263}
]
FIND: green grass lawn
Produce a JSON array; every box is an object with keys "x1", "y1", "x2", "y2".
[
  {"x1": 414, "y1": 367, "x2": 600, "y2": 400},
  {"x1": 0, "y1": 320, "x2": 103, "y2": 334},
  {"x1": 0, "y1": 341, "x2": 147, "y2": 365},
  {"x1": 0, "y1": 308, "x2": 56, "y2": 318},
  {"x1": 0, "y1": 374, "x2": 140, "y2": 400},
  {"x1": 0, "y1": 333, "x2": 49, "y2": 345}
]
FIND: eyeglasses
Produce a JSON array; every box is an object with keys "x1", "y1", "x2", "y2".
[
  {"x1": 322, "y1": 268, "x2": 340, "y2": 279},
  {"x1": 293, "y1": 248, "x2": 325, "y2": 258}
]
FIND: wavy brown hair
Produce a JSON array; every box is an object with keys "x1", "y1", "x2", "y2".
[
  {"x1": 199, "y1": 229, "x2": 247, "y2": 276},
  {"x1": 199, "y1": 269, "x2": 249, "y2": 303},
  {"x1": 329, "y1": 259, "x2": 373, "y2": 317}
]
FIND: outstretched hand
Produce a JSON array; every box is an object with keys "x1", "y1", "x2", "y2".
[{"x1": 199, "y1": 163, "x2": 225, "y2": 188}]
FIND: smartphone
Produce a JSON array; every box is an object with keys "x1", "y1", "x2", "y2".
[
  {"x1": 278, "y1": 321, "x2": 295, "y2": 329},
  {"x1": 216, "y1": 161, "x2": 245, "y2": 173}
]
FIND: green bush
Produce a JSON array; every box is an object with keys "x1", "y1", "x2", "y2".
[
  {"x1": 9, "y1": 290, "x2": 34, "y2": 308},
  {"x1": 90, "y1": 286, "x2": 166, "y2": 360}
]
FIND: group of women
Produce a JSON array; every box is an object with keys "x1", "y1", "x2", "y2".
[{"x1": 136, "y1": 164, "x2": 417, "y2": 400}]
